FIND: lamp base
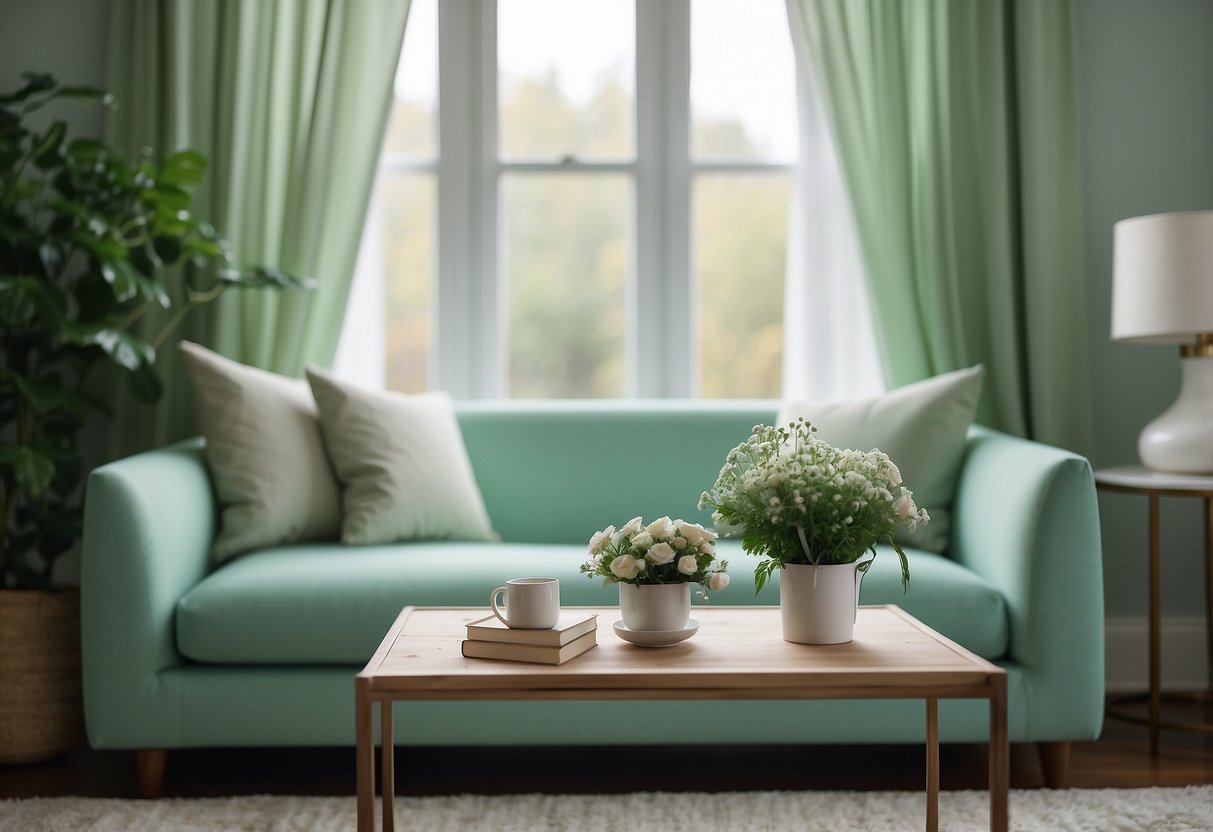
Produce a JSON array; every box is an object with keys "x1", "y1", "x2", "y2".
[{"x1": 1139, "y1": 354, "x2": 1213, "y2": 474}]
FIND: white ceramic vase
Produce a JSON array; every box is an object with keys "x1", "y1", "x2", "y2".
[
  {"x1": 619, "y1": 582, "x2": 691, "y2": 631},
  {"x1": 779, "y1": 562, "x2": 865, "y2": 645}
]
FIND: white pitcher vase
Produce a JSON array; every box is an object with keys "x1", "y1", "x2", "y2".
[{"x1": 779, "y1": 561, "x2": 866, "y2": 645}]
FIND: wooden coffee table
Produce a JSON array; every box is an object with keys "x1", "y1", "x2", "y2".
[{"x1": 355, "y1": 605, "x2": 1007, "y2": 832}]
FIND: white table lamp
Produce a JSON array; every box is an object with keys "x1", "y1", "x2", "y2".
[{"x1": 1113, "y1": 210, "x2": 1213, "y2": 473}]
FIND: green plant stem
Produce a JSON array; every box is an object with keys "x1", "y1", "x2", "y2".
[
  {"x1": 117, "y1": 302, "x2": 150, "y2": 332},
  {"x1": 149, "y1": 283, "x2": 225, "y2": 350}
]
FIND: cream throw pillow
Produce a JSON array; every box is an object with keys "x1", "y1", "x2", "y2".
[
  {"x1": 777, "y1": 365, "x2": 984, "y2": 553},
  {"x1": 179, "y1": 341, "x2": 342, "y2": 562},
  {"x1": 306, "y1": 367, "x2": 494, "y2": 545}
]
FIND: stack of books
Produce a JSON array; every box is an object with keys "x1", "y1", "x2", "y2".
[{"x1": 461, "y1": 612, "x2": 598, "y2": 665}]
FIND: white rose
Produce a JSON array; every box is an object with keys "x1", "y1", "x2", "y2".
[
  {"x1": 601, "y1": 577, "x2": 615, "y2": 588},
  {"x1": 677, "y1": 555, "x2": 698, "y2": 576},
  {"x1": 699, "y1": 541, "x2": 715, "y2": 555},
  {"x1": 677, "y1": 521, "x2": 710, "y2": 546},
  {"x1": 619, "y1": 516, "x2": 644, "y2": 536},
  {"x1": 707, "y1": 572, "x2": 730, "y2": 591},
  {"x1": 588, "y1": 527, "x2": 612, "y2": 554},
  {"x1": 648, "y1": 541, "x2": 676, "y2": 565},
  {"x1": 630, "y1": 531, "x2": 654, "y2": 549},
  {"x1": 610, "y1": 554, "x2": 641, "y2": 580},
  {"x1": 672, "y1": 536, "x2": 688, "y2": 550},
  {"x1": 646, "y1": 516, "x2": 675, "y2": 539},
  {"x1": 894, "y1": 491, "x2": 918, "y2": 521}
]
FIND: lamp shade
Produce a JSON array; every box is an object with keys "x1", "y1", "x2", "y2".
[{"x1": 1112, "y1": 210, "x2": 1213, "y2": 344}]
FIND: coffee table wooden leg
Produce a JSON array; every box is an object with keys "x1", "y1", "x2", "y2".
[
  {"x1": 926, "y1": 698, "x2": 938, "y2": 832},
  {"x1": 382, "y1": 701, "x2": 395, "y2": 832},
  {"x1": 989, "y1": 674, "x2": 1008, "y2": 832},
  {"x1": 356, "y1": 677, "x2": 375, "y2": 832}
]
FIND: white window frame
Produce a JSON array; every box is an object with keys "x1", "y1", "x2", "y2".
[{"x1": 424, "y1": 0, "x2": 795, "y2": 399}]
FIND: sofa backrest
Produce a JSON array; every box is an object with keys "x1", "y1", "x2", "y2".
[{"x1": 456, "y1": 401, "x2": 776, "y2": 544}]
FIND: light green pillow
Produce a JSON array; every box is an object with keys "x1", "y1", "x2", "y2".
[
  {"x1": 179, "y1": 341, "x2": 342, "y2": 562},
  {"x1": 306, "y1": 367, "x2": 495, "y2": 545},
  {"x1": 777, "y1": 365, "x2": 984, "y2": 553}
]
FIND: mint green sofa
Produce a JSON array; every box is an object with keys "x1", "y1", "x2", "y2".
[{"x1": 81, "y1": 402, "x2": 1103, "y2": 790}]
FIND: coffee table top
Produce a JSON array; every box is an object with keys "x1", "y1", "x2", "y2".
[{"x1": 360, "y1": 605, "x2": 1003, "y2": 701}]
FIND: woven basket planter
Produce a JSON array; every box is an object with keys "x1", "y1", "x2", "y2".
[{"x1": 0, "y1": 588, "x2": 83, "y2": 763}]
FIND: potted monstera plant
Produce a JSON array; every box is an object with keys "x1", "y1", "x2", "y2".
[{"x1": 0, "y1": 72, "x2": 311, "y2": 762}]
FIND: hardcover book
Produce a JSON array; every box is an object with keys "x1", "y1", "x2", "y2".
[
  {"x1": 460, "y1": 629, "x2": 597, "y2": 665},
  {"x1": 465, "y1": 612, "x2": 598, "y2": 647}
]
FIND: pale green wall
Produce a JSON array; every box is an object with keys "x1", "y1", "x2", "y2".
[
  {"x1": 1076, "y1": 0, "x2": 1213, "y2": 617},
  {"x1": 3, "y1": 0, "x2": 1211, "y2": 616},
  {"x1": 0, "y1": 0, "x2": 111, "y2": 137}
]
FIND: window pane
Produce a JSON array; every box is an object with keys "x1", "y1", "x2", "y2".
[
  {"x1": 504, "y1": 174, "x2": 629, "y2": 397},
  {"x1": 382, "y1": 0, "x2": 437, "y2": 159},
  {"x1": 499, "y1": 0, "x2": 634, "y2": 161},
  {"x1": 691, "y1": 0, "x2": 798, "y2": 162},
  {"x1": 696, "y1": 175, "x2": 790, "y2": 398},
  {"x1": 383, "y1": 173, "x2": 435, "y2": 393}
]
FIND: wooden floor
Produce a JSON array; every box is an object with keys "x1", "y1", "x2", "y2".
[{"x1": 2, "y1": 715, "x2": 1211, "y2": 799}]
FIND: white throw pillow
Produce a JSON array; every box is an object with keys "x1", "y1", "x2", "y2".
[
  {"x1": 306, "y1": 367, "x2": 495, "y2": 545},
  {"x1": 778, "y1": 365, "x2": 984, "y2": 553},
  {"x1": 179, "y1": 341, "x2": 342, "y2": 563}
]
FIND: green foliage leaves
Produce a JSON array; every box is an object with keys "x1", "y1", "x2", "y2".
[{"x1": 0, "y1": 73, "x2": 310, "y2": 589}]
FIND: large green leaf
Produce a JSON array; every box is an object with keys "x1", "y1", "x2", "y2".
[
  {"x1": 0, "y1": 445, "x2": 55, "y2": 496},
  {"x1": 7, "y1": 372, "x2": 67, "y2": 414},
  {"x1": 128, "y1": 363, "x2": 164, "y2": 402},
  {"x1": 159, "y1": 150, "x2": 207, "y2": 187},
  {"x1": 0, "y1": 275, "x2": 62, "y2": 327},
  {"x1": 136, "y1": 274, "x2": 171, "y2": 308},
  {"x1": 220, "y1": 265, "x2": 317, "y2": 292},
  {"x1": 38, "y1": 241, "x2": 63, "y2": 279},
  {"x1": 31, "y1": 119, "x2": 66, "y2": 169},
  {"x1": 63, "y1": 322, "x2": 155, "y2": 371},
  {"x1": 151, "y1": 235, "x2": 183, "y2": 267},
  {"x1": 98, "y1": 258, "x2": 138, "y2": 303},
  {"x1": 0, "y1": 72, "x2": 55, "y2": 105}
]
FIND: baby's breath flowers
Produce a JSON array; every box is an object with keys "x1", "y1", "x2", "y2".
[
  {"x1": 699, "y1": 418, "x2": 928, "y2": 593},
  {"x1": 581, "y1": 516, "x2": 729, "y2": 600}
]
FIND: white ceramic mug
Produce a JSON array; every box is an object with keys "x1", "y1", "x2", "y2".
[{"x1": 489, "y1": 577, "x2": 560, "y2": 629}]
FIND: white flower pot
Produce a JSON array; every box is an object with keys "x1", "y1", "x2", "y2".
[
  {"x1": 619, "y1": 582, "x2": 691, "y2": 631},
  {"x1": 779, "y1": 562, "x2": 866, "y2": 645}
]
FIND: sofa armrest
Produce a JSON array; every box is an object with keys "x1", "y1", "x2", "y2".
[
  {"x1": 951, "y1": 426, "x2": 1104, "y2": 739},
  {"x1": 81, "y1": 438, "x2": 214, "y2": 748}
]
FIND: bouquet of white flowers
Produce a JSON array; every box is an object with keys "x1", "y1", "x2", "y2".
[
  {"x1": 699, "y1": 418, "x2": 928, "y2": 592},
  {"x1": 580, "y1": 515, "x2": 730, "y2": 598}
]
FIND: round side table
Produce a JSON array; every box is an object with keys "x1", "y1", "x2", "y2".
[{"x1": 1095, "y1": 466, "x2": 1213, "y2": 755}]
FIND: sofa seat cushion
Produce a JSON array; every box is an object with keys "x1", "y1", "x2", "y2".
[{"x1": 176, "y1": 542, "x2": 1009, "y2": 665}]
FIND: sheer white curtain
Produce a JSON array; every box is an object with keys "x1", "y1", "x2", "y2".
[
  {"x1": 332, "y1": 183, "x2": 387, "y2": 389},
  {"x1": 780, "y1": 0, "x2": 884, "y2": 402}
]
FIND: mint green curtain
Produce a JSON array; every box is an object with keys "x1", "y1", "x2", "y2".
[
  {"x1": 105, "y1": 0, "x2": 409, "y2": 457},
  {"x1": 787, "y1": 0, "x2": 1094, "y2": 455}
]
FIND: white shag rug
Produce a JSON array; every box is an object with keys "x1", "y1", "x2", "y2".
[{"x1": 2, "y1": 788, "x2": 1211, "y2": 832}]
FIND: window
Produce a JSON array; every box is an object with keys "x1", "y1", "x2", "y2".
[{"x1": 336, "y1": 0, "x2": 803, "y2": 399}]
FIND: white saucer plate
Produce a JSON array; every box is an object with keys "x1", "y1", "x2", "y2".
[{"x1": 612, "y1": 618, "x2": 700, "y2": 648}]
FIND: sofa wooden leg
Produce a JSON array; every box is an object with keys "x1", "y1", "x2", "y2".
[
  {"x1": 135, "y1": 749, "x2": 167, "y2": 798},
  {"x1": 1037, "y1": 741, "x2": 1070, "y2": 788}
]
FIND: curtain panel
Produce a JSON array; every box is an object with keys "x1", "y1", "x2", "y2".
[
  {"x1": 104, "y1": 0, "x2": 409, "y2": 457},
  {"x1": 786, "y1": 0, "x2": 1094, "y2": 455}
]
